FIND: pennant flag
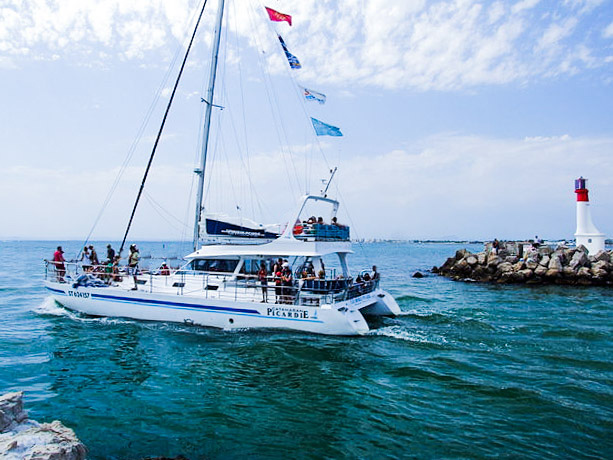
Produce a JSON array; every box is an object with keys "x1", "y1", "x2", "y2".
[
  {"x1": 277, "y1": 34, "x2": 301, "y2": 69},
  {"x1": 265, "y1": 6, "x2": 292, "y2": 26},
  {"x1": 311, "y1": 117, "x2": 343, "y2": 137},
  {"x1": 301, "y1": 87, "x2": 326, "y2": 104}
]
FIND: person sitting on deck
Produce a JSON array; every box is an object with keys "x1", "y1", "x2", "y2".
[
  {"x1": 331, "y1": 216, "x2": 339, "y2": 226},
  {"x1": 159, "y1": 262, "x2": 171, "y2": 276},
  {"x1": 317, "y1": 216, "x2": 324, "y2": 224}
]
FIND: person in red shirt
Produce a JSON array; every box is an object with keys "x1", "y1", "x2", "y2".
[{"x1": 53, "y1": 246, "x2": 66, "y2": 282}]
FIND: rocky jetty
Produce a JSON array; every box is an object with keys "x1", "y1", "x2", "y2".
[
  {"x1": 0, "y1": 392, "x2": 87, "y2": 459},
  {"x1": 433, "y1": 243, "x2": 613, "y2": 285}
]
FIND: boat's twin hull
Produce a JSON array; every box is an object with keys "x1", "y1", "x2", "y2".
[{"x1": 45, "y1": 282, "x2": 400, "y2": 336}]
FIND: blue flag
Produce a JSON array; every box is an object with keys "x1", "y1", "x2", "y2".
[
  {"x1": 311, "y1": 117, "x2": 343, "y2": 137},
  {"x1": 277, "y1": 34, "x2": 301, "y2": 69},
  {"x1": 301, "y1": 86, "x2": 326, "y2": 104}
]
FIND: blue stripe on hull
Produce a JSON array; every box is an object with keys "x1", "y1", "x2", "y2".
[{"x1": 45, "y1": 286, "x2": 324, "y2": 323}]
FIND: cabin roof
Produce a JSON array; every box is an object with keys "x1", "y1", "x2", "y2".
[{"x1": 186, "y1": 236, "x2": 352, "y2": 259}]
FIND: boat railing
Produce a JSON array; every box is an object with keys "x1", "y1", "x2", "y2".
[
  {"x1": 294, "y1": 223, "x2": 350, "y2": 242},
  {"x1": 44, "y1": 261, "x2": 379, "y2": 306}
]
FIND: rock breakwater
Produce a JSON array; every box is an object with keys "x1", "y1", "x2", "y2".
[
  {"x1": 0, "y1": 392, "x2": 87, "y2": 460},
  {"x1": 433, "y1": 243, "x2": 613, "y2": 285}
]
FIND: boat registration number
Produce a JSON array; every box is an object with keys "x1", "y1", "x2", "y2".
[{"x1": 68, "y1": 290, "x2": 90, "y2": 299}]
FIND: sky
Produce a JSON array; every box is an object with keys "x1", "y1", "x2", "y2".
[{"x1": 1, "y1": 0, "x2": 612, "y2": 242}]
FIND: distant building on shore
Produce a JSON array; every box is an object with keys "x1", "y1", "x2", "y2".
[{"x1": 574, "y1": 177, "x2": 605, "y2": 254}]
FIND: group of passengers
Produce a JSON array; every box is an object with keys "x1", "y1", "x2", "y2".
[
  {"x1": 50, "y1": 243, "x2": 142, "y2": 289},
  {"x1": 255, "y1": 257, "x2": 380, "y2": 304}
]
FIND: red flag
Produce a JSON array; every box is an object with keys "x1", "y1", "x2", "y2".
[{"x1": 265, "y1": 6, "x2": 292, "y2": 26}]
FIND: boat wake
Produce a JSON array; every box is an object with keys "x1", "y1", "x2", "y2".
[
  {"x1": 34, "y1": 297, "x2": 133, "y2": 326},
  {"x1": 34, "y1": 297, "x2": 70, "y2": 317},
  {"x1": 368, "y1": 325, "x2": 447, "y2": 344}
]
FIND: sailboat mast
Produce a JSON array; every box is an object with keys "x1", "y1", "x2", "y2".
[{"x1": 193, "y1": 0, "x2": 226, "y2": 251}]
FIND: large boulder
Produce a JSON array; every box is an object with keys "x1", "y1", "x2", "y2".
[
  {"x1": 592, "y1": 260, "x2": 610, "y2": 272},
  {"x1": 487, "y1": 254, "x2": 502, "y2": 267},
  {"x1": 513, "y1": 261, "x2": 525, "y2": 272},
  {"x1": 0, "y1": 392, "x2": 27, "y2": 432},
  {"x1": 569, "y1": 251, "x2": 589, "y2": 270},
  {"x1": 538, "y1": 246, "x2": 553, "y2": 256},
  {"x1": 577, "y1": 267, "x2": 591, "y2": 278},
  {"x1": 548, "y1": 256, "x2": 563, "y2": 271},
  {"x1": 525, "y1": 261, "x2": 538, "y2": 270},
  {"x1": 505, "y1": 256, "x2": 519, "y2": 264},
  {"x1": 545, "y1": 269, "x2": 561, "y2": 278},
  {"x1": 455, "y1": 249, "x2": 471, "y2": 261},
  {"x1": 539, "y1": 255, "x2": 550, "y2": 267},
  {"x1": 534, "y1": 265, "x2": 548, "y2": 277},
  {"x1": 466, "y1": 255, "x2": 478, "y2": 266},
  {"x1": 592, "y1": 250, "x2": 610, "y2": 263},
  {"x1": 477, "y1": 252, "x2": 487, "y2": 265},
  {"x1": 498, "y1": 262, "x2": 514, "y2": 274},
  {"x1": 0, "y1": 392, "x2": 87, "y2": 460},
  {"x1": 590, "y1": 267, "x2": 608, "y2": 280}
]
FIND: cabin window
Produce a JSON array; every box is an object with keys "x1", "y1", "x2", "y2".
[{"x1": 192, "y1": 259, "x2": 239, "y2": 273}]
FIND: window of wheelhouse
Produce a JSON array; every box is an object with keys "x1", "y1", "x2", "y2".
[{"x1": 191, "y1": 258, "x2": 239, "y2": 273}]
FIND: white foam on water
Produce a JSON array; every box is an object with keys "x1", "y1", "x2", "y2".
[
  {"x1": 33, "y1": 297, "x2": 134, "y2": 326},
  {"x1": 33, "y1": 297, "x2": 70, "y2": 317},
  {"x1": 369, "y1": 325, "x2": 447, "y2": 344}
]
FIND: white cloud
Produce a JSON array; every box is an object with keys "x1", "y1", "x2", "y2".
[
  {"x1": 604, "y1": 22, "x2": 613, "y2": 38},
  {"x1": 2, "y1": 133, "x2": 612, "y2": 240},
  {"x1": 0, "y1": 0, "x2": 611, "y2": 91}
]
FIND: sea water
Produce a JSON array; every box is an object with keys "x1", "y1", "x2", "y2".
[{"x1": 0, "y1": 240, "x2": 611, "y2": 459}]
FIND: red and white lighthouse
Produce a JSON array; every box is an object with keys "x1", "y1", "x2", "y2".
[{"x1": 574, "y1": 177, "x2": 605, "y2": 254}]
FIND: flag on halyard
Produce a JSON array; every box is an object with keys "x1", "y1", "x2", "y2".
[
  {"x1": 265, "y1": 6, "x2": 292, "y2": 26},
  {"x1": 301, "y1": 87, "x2": 326, "y2": 104},
  {"x1": 277, "y1": 35, "x2": 301, "y2": 69},
  {"x1": 311, "y1": 117, "x2": 343, "y2": 137}
]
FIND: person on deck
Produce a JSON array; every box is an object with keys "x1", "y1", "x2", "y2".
[
  {"x1": 80, "y1": 246, "x2": 91, "y2": 272},
  {"x1": 128, "y1": 244, "x2": 140, "y2": 290},
  {"x1": 282, "y1": 266, "x2": 293, "y2": 304},
  {"x1": 159, "y1": 262, "x2": 170, "y2": 276},
  {"x1": 371, "y1": 265, "x2": 380, "y2": 281},
  {"x1": 53, "y1": 246, "x2": 66, "y2": 282},
  {"x1": 258, "y1": 262, "x2": 268, "y2": 303},
  {"x1": 89, "y1": 245, "x2": 99, "y2": 270},
  {"x1": 106, "y1": 244, "x2": 116, "y2": 263}
]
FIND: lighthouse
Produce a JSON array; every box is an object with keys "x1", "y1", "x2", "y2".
[{"x1": 574, "y1": 177, "x2": 605, "y2": 254}]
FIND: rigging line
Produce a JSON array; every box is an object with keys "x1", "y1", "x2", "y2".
[
  {"x1": 143, "y1": 190, "x2": 191, "y2": 229},
  {"x1": 256, "y1": 0, "x2": 334, "y2": 177},
  {"x1": 143, "y1": 193, "x2": 191, "y2": 232},
  {"x1": 246, "y1": 3, "x2": 302, "y2": 200},
  {"x1": 119, "y1": 0, "x2": 210, "y2": 256},
  {"x1": 231, "y1": 0, "x2": 257, "y2": 219},
  {"x1": 143, "y1": 194, "x2": 190, "y2": 234},
  {"x1": 79, "y1": 4, "x2": 204, "y2": 257},
  {"x1": 219, "y1": 80, "x2": 266, "y2": 220}
]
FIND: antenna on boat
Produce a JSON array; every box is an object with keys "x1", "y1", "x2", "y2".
[
  {"x1": 117, "y1": 0, "x2": 210, "y2": 257},
  {"x1": 193, "y1": 0, "x2": 226, "y2": 252},
  {"x1": 320, "y1": 167, "x2": 337, "y2": 198}
]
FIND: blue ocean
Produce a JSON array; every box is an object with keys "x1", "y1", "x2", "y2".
[{"x1": 1, "y1": 240, "x2": 611, "y2": 459}]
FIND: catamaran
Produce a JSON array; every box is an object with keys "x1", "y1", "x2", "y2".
[{"x1": 44, "y1": 0, "x2": 400, "y2": 335}]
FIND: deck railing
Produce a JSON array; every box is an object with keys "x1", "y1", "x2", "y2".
[{"x1": 44, "y1": 261, "x2": 379, "y2": 306}]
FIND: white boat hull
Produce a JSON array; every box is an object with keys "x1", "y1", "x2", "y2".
[{"x1": 44, "y1": 281, "x2": 400, "y2": 336}]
